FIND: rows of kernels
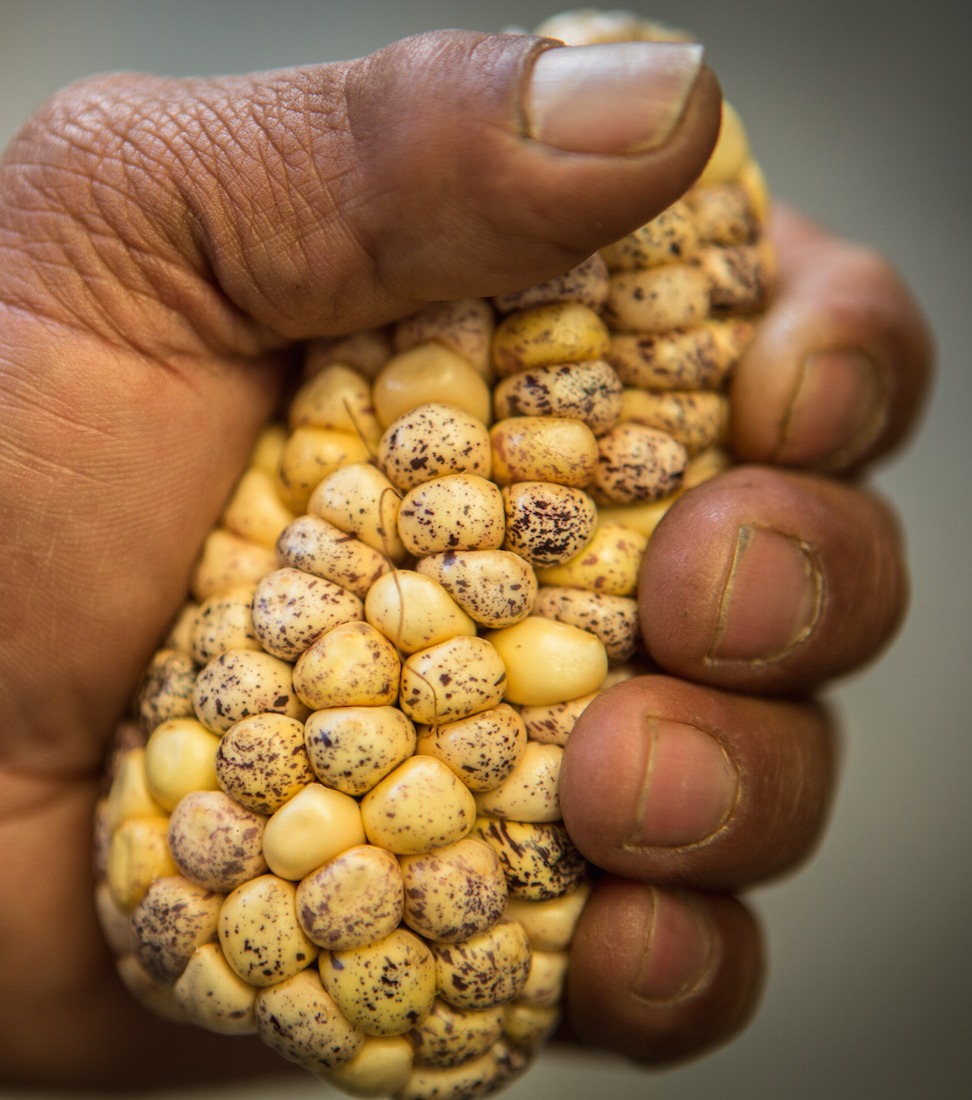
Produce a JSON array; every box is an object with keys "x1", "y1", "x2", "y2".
[{"x1": 95, "y1": 13, "x2": 776, "y2": 1095}]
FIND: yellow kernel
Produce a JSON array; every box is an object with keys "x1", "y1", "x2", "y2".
[
  {"x1": 373, "y1": 343, "x2": 492, "y2": 428},
  {"x1": 143, "y1": 718, "x2": 221, "y2": 812},
  {"x1": 364, "y1": 570, "x2": 477, "y2": 654},
  {"x1": 486, "y1": 617, "x2": 607, "y2": 707},
  {"x1": 262, "y1": 784, "x2": 366, "y2": 881},
  {"x1": 490, "y1": 416, "x2": 599, "y2": 487},
  {"x1": 293, "y1": 621, "x2": 401, "y2": 710},
  {"x1": 491, "y1": 302, "x2": 610, "y2": 377}
]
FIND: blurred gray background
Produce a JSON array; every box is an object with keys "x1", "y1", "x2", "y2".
[{"x1": 2, "y1": 1, "x2": 967, "y2": 1097}]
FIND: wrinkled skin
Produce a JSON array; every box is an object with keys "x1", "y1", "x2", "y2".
[{"x1": 0, "y1": 29, "x2": 931, "y2": 1089}]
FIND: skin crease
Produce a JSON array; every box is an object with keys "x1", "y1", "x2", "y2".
[{"x1": 0, "y1": 28, "x2": 932, "y2": 1090}]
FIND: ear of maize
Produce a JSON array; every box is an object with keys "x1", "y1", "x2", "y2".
[{"x1": 94, "y1": 10, "x2": 774, "y2": 1099}]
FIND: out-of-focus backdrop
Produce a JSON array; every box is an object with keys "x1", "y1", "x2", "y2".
[{"x1": 2, "y1": 1, "x2": 967, "y2": 1097}]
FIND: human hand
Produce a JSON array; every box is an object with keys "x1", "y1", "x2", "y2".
[{"x1": 0, "y1": 26, "x2": 931, "y2": 1089}]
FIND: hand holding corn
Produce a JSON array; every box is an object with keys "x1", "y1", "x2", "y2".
[{"x1": 0, "y1": 7, "x2": 932, "y2": 1093}]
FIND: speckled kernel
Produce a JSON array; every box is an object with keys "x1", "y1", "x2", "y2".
[
  {"x1": 293, "y1": 621, "x2": 401, "y2": 711},
  {"x1": 473, "y1": 818, "x2": 586, "y2": 902},
  {"x1": 304, "y1": 705, "x2": 417, "y2": 797},
  {"x1": 536, "y1": 523, "x2": 649, "y2": 597},
  {"x1": 415, "y1": 549, "x2": 538, "y2": 630},
  {"x1": 474, "y1": 743, "x2": 563, "y2": 824},
  {"x1": 276, "y1": 515, "x2": 394, "y2": 600},
  {"x1": 492, "y1": 359, "x2": 623, "y2": 437},
  {"x1": 501, "y1": 482, "x2": 598, "y2": 569},
  {"x1": 398, "y1": 836, "x2": 508, "y2": 944},
  {"x1": 397, "y1": 474, "x2": 506, "y2": 557},
  {"x1": 377, "y1": 404, "x2": 492, "y2": 494},
  {"x1": 167, "y1": 789, "x2": 268, "y2": 893},
  {"x1": 415, "y1": 703, "x2": 527, "y2": 792},
  {"x1": 620, "y1": 387, "x2": 730, "y2": 456},
  {"x1": 489, "y1": 416, "x2": 599, "y2": 488},
  {"x1": 431, "y1": 917, "x2": 531, "y2": 1011},
  {"x1": 517, "y1": 692, "x2": 599, "y2": 747},
  {"x1": 493, "y1": 253, "x2": 609, "y2": 316},
  {"x1": 399, "y1": 636, "x2": 507, "y2": 726},
  {"x1": 364, "y1": 570, "x2": 478, "y2": 655},
  {"x1": 255, "y1": 967, "x2": 365, "y2": 1073},
  {"x1": 504, "y1": 880, "x2": 592, "y2": 953},
  {"x1": 115, "y1": 954, "x2": 186, "y2": 1024},
  {"x1": 251, "y1": 567, "x2": 364, "y2": 662},
  {"x1": 604, "y1": 263, "x2": 711, "y2": 334},
  {"x1": 190, "y1": 585, "x2": 260, "y2": 664},
  {"x1": 130, "y1": 875, "x2": 223, "y2": 984},
  {"x1": 393, "y1": 298, "x2": 496, "y2": 381},
  {"x1": 532, "y1": 586, "x2": 641, "y2": 662},
  {"x1": 395, "y1": 1042, "x2": 527, "y2": 1100},
  {"x1": 607, "y1": 319, "x2": 751, "y2": 391},
  {"x1": 599, "y1": 198, "x2": 698, "y2": 270},
  {"x1": 263, "y1": 783, "x2": 366, "y2": 881},
  {"x1": 320, "y1": 927, "x2": 437, "y2": 1037},
  {"x1": 490, "y1": 302, "x2": 610, "y2": 378},
  {"x1": 218, "y1": 873, "x2": 318, "y2": 987},
  {"x1": 173, "y1": 941, "x2": 257, "y2": 1035},
  {"x1": 502, "y1": 1001, "x2": 560, "y2": 1052},
  {"x1": 308, "y1": 463, "x2": 407, "y2": 562},
  {"x1": 590, "y1": 422, "x2": 689, "y2": 506},
  {"x1": 409, "y1": 999, "x2": 505, "y2": 1068},
  {"x1": 134, "y1": 648, "x2": 197, "y2": 733},
  {"x1": 192, "y1": 649, "x2": 308, "y2": 734},
  {"x1": 296, "y1": 843, "x2": 405, "y2": 951},
  {"x1": 215, "y1": 713, "x2": 315, "y2": 815},
  {"x1": 687, "y1": 181, "x2": 758, "y2": 246},
  {"x1": 317, "y1": 1034, "x2": 413, "y2": 1098},
  {"x1": 361, "y1": 756, "x2": 478, "y2": 856}
]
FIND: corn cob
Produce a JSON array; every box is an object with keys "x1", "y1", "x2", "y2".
[{"x1": 94, "y1": 9, "x2": 774, "y2": 1099}]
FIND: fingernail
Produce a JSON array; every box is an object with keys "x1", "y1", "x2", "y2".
[
  {"x1": 524, "y1": 41, "x2": 704, "y2": 154},
  {"x1": 777, "y1": 349, "x2": 888, "y2": 470},
  {"x1": 626, "y1": 718, "x2": 738, "y2": 848},
  {"x1": 635, "y1": 888, "x2": 716, "y2": 1003},
  {"x1": 709, "y1": 525, "x2": 822, "y2": 662}
]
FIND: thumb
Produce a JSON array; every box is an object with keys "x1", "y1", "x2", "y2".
[{"x1": 15, "y1": 30, "x2": 720, "y2": 342}]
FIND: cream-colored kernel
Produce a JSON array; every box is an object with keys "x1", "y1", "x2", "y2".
[
  {"x1": 694, "y1": 242, "x2": 771, "y2": 314},
  {"x1": 276, "y1": 514, "x2": 394, "y2": 599},
  {"x1": 130, "y1": 875, "x2": 223, "y2": 984},
  {"x1": 288, "y1": 362, "x2": 382, "y2": 444},
  {"x1": 490, "y1": 416, "x2": 599, "y2": 488},
  {"x1": 173, "y1": 941, "x2": 257, "y2": 1035},
  {"x1": 599, "y1": 199, "x2": 698, "y2": 270},
  {"x1": 518, "y1": 950, "x2": 570, "y2": 1008},
  {"x1": 502, "y1": 1001, "x2": 561, "y2": 1051},
  {"x1": 215, "y1": 713, "x2": 315, "y2": 815},
  {"x1": 304, "y1": 329, "x2": 393, "y2": 381},
  {"x1": 251, "y1": 567, "x2": 364, "y2": 661},
  {"x1": 399, "y1": 636, "x2": 507, "y2": 725},
  {"x1": 104, "y1": 747, "x2": 166, "y2": 831},
  {"x1": 415, "y1": 703, "x2": 527, "y2": 792},
  {"x1": 395, "y1": 1045, "x2": 523, "y2": 1100},
  {"x1": 399, "y1": 836, "x2": 508, "y2": 944},
  {"x1": 221, "y1": 466, "x2": 296, "y2": 549},
  {"x1": 373, "y1": 343, "x2": 492, "y2": 428},
  {"x1": 486, "y1": 617, "x2": 608, "y2": 707},
  {"x1": 293, "y1": 621, "x2": 401, "y2": 710},
  {"x1": 536, "y1": 523, "x2": 649, "y2": 596},
  {"x1": 473, "y1": 818, "x2": 586, "y2": 901},
  {"x1": 304, "y1": 706, "x2": 416, "y2": 797},
  {"x1": 397, "y1": 474, "x2": 505, "y2": 556},
  {"x1": 316, "y1": 1034, "x2": 413, "y2": 1098},
  {"x1": 320, "y1": 928, "x2": 437, "y2": 1037},
  {"x1": 255, "y1": 967, "x2": 365, "y2": 1073},
  {"x1": 143, "y1": 717, "x2": 221, "y2": 812},
  {"x1": 591, "y1": 422, "x2": 689, "y2": 505},
  {"x1": 377, "y1": 403, "x2": 492, "y2": 493},
  {"x1": 620, "y1": 388, "x2": 729, "y2": 456},
  {"x1": 492, "y1": 359, "x2": 622, "y2": 437},
  {"x1": 687, "y1": 181, "x2": 758, "y2": 246},
  {"x1": 192, "y1": 649, "x2": 307, "y2": 734},
  {"x1": 167, "y1": 790, "x2": 268, "y2": 893},
  {"x1": 190, "y1": 585, "x2": 260, "y2": 664},
  {"x1": 474, "y1": 742, "x2": 563, "y2": 824},
  {"x1": 604, "y1": 264, "x2": 711, "y2": 333},
  {"x1": 533, "y1": 586, "x2": 641, "y2": 662},
  {"x1": 518, "y1": 692, "x2": 599, "y2": 747},
  {"x1": 502, "y1": 482, "x2": 598, "y2": 568},
  {"x1": 275, "y1": 426, "x2": 372, "y2": 514},
  {"x1": 95, "y1": 879, "x2": 136, "y2": 958},
  {"x1": 491, "y1": 302, "x2": 610, "y2": 378},
  {"x1": 308, "y1": 463, "x2": 406, "y2": 562},
  {"x1": 249, "y1": 422, "x2": 289, "y2": 476},
  {"x1": 190, "y1": 528, "x2": 278, "y2": 602},
  {"x1": 115, "y1": 954, "x2": 186, "y2": 1024},
  {"x1": 607, "y1": 321, "x2": 745, "y2": 391},
  {"x1": 263, "y1": 784, "x2": 366, "y2": 881},
  {"x1": 106, "y1": 816, "x2": 177, "y2": 914},
  {"x1": 393, "y1": 298, "x2": 495, "y2": 381},
  {"x1": 218, "y1": 874, "x2": 318, "y2": 987},
  {"x1": 297, "y1": 844, "x2": 405, "y2": 951},
  {"x1": 409, "y1": 999, "x2": 504, "y2": 1068},
  {"x1": 415, "y1": 549, "x2": 538, "y2": 629},
  {"x1": 698, "y1": 101, "x2": 750, "y2": 185},
  {"x1": 364, "y1": 570, "x2": 477, "y2": 655},
  {"x1": 432, "y1": 917, "x2": 531, "y2": 1010},
  {"x1": 163, "y1": 602, "x2": 199, "y2": 654},
  {"x1": 504, "y1": 880, "x2": 592, "y2": 952},
  {"x1": 361, "y1": 756, "x2": 478, "y2": 856},
  {"x1": 492, "y1": 253, "x2": 609, "y2": 315}
]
